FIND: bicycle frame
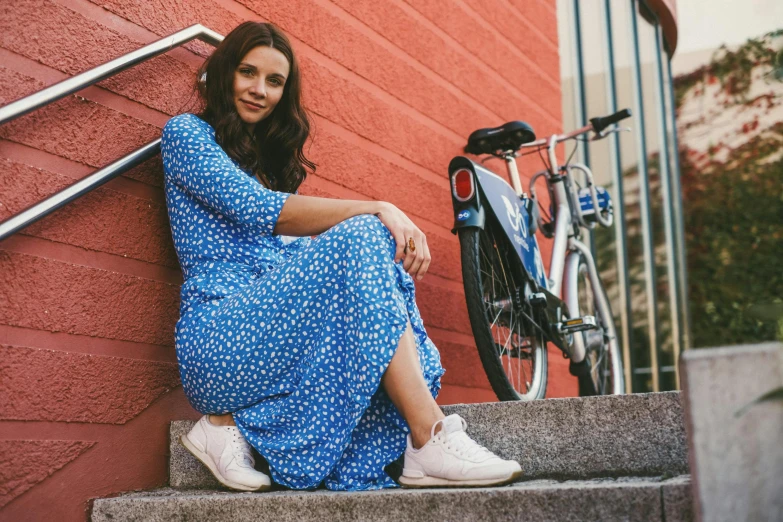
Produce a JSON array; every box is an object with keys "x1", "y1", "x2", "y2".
[
  {"x1": 538, "y1": 132, "x2": 591, "y2": 297},
  {"x1": 524, "y1": 132, "x2": 621, "y2": 386}
]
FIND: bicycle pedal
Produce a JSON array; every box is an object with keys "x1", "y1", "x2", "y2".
[{"x1": 557, "y1": 316, "x2": 598, "y2": 334}]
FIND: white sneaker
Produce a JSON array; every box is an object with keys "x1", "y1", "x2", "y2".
[
  {"x1": 398, "y1": 414, "x2": 523, "y2": 488},
  {"x1": 180, "y1": 415, "x2": 272, "y2": 492}
]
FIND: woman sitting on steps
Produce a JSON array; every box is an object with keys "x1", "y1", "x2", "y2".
[{"x1": 161, "y1": 20, "x2": 523, "y2": 492}]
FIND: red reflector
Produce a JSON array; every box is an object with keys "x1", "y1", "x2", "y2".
[{"x1": 453, "y1": 169, "x2": 474, "y2": 201}]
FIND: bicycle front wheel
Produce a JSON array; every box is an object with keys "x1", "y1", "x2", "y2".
[
  {"x1": 458, "y1": 224, "x2": 547, "y2": 401},
  {"x1": 573, "y1": 254, "x2": 625, "y2": 395}
]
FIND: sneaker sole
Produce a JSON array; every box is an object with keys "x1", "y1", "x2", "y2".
[
  {"x1": 398, "y1": 468, "x2": 523, "y2": 488},
  {"x1": 179, "y1": 433, "x2": 272, "y2": 492}
]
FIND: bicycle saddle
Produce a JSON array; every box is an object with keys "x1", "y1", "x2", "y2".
[{"x1": 464, "y1": 121, "x2": 536, "y2": 155}]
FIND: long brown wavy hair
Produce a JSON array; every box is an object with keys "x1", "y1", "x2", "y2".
[{"x1": 197, "y1": 22, "x2": 315, "y2": 193}]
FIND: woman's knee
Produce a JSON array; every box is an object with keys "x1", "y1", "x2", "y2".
[
  {"x1": 329, "y1": 214, "x2": 395, "y2": 258},
  {"x1": 342, "y1": 214, "x2": 388, "y2": 237}
]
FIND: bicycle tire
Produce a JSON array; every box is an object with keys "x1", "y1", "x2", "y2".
[
  {"x1": 573, "y1": 255, "x2": 625, "y2": 396},
  {"x1": 458, "y1": 224, "x2": 547, "y2": 401}
]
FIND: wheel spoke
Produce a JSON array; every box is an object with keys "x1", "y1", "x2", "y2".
[{"x1": 506, "y1": 312, "x2": 516, "y2": 389}]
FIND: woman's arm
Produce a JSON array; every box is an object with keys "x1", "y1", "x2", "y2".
[
  {"x1": 161, "y1": 114, "x2": 431, "y2": 279},
  {"x1": 273, "y1": 195, "x2": 382, "y2": 236},
  {"x1": 162, "y1": 114, "x2": 290, "y2": 235},
  {"x1": 277, "y1": 196, "x2": 431, "y2": 280}
]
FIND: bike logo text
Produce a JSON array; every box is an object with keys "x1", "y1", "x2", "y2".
[{"x1": 501, "y1": 195, "x2": 527, "y2": 238}]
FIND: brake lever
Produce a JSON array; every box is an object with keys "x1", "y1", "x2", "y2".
[{"x1": 593, "y1": 125, "x2": 631, "y2": 141}]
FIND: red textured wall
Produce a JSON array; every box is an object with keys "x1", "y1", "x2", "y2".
[{"x1": 0, "y1": 0, "x2": 572, "y2": 519}]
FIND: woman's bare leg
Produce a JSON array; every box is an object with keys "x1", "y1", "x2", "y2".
[
  {"x1": 210, "y1": 413, "x2": 236, "y2": 426},
  {"x1": 381, "y1": 321, "x2": 445, "y2": 449}
]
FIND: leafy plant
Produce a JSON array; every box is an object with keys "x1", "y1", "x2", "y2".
[
  {"x1": 735, "y1": 385, "x2": 783, "y2": 417},
  {"x1": 674, "y1": 30, "x2": 782, "y2": 107},
  {"x1": 675, "y1": 31, "x2": 783, "y2": 349}
]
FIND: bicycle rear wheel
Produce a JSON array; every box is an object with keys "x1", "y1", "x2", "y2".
[
  {"x1": 458, "y1": 224, "x2": 547, "y2": 401},
  {"x1": 573, "y1": 255, "x2": 625, "y2": 395}
]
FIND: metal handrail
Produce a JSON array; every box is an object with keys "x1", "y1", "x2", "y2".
[
  {"x1": 0, "y1": 24, "x2": 223, "y2": 242},
  {"x1": 0, "y1": 24, "x2": 222, "y2": 125}
]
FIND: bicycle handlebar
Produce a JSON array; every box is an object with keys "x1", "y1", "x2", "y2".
[
  {"x1": 523, "y1": 109, "x2": 631, "y2": 233},
  {"x1": 590, "y1": 108, "x2": 632, "y2": 135},
  {"x1": 519, "y1": 108, "x2": 632, "y2": 149}
]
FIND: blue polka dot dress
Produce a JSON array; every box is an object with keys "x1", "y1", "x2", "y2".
[{"x1": 161, "y1": 113, "x2": 446, "y2": 491}]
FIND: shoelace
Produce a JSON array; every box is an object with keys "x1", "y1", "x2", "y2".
[
  {"x1": 226, "y1": 427, "x2": 255, "y2": 468},
  {"x1": 434, "y1": 417, "x2": 496, "y2": 461}
]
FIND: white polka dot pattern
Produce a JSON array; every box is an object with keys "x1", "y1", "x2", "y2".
[{"x1": 161, "y1": 114, "x2": 446, "y2": 491}]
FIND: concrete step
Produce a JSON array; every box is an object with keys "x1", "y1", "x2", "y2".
[
  {"x1": 169, "y1": 391, "x2": 688, "y2": 489},
  {"x1": 91, "y1": 475, "x2": 692, "y2": 522}
]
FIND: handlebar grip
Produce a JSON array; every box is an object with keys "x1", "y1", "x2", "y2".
[{"x1": 590, "y1": 108, "x2": 631, "y2": 134}]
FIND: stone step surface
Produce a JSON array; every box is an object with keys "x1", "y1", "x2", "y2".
[
  {"x1": 170, "y1": 391, "x2": 688, "y2": 489},
  {"x1": 91, "y1": 475, "x2": 692, "y2": 522}
]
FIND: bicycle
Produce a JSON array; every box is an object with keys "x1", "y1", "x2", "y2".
[{"x1": 448, "y1": 109, "x2": 632, "y2": 401}]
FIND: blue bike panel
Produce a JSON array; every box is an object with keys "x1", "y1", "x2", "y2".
[
  {"x1": 471, "y1": 163, "x2": 549, "y2": 290},
  {"x1": 578, "y1": 186, "x2": 611, "y2": 216}
]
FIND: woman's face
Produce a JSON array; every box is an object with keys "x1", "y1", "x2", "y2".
[{"x1": 233, "y1": 45, "x2": 290, "y2": 127}]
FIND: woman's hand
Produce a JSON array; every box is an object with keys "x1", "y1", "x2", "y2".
[{"x1": 373, "y1": 202, "x2": 431, "y2": 280}]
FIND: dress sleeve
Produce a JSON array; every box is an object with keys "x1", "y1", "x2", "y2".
[{"x1": 160, "y1": 114, "x2": 290, "y2": 235}]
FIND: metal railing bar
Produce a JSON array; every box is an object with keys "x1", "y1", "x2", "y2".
[
  {"x1": 0, "y1": 24, "x2": 224, "y2": 242},
  {"x1": 0, "y1": 140, "x2": 161, "y2": 242},
  {"x1": 0, "y1": 24, "x2": 222, "y2": 126},
  {"x1": 633, "y1": 366, "x2": 676, "y2": 375}
]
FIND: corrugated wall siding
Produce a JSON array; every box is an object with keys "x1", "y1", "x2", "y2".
[{"x1": 0, "y1": 0, "x2": 571, "y2": 519}]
